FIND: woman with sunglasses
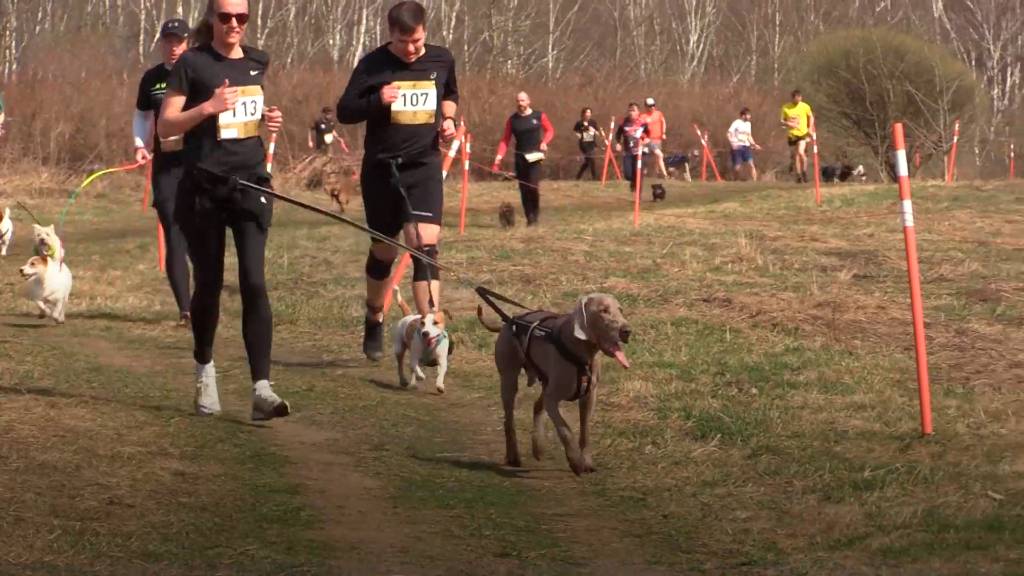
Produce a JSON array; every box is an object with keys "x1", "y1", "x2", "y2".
[{"x1": 158, "y1": 0, "x2": 290, "y2": 421}]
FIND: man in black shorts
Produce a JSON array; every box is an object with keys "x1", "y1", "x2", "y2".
[
  {"x1": 134, "y1": 17, "x2": 192, "y2": 326},
  {"x1": 337, "y1": 0, "x2": 458, "y2": 360}
]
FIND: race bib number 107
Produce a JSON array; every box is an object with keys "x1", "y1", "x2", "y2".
[
  {"x1": 218, "y1": 85, "x2": 264, "y2": 140},
  {"x1": 390, "y1": 81, "x2": 437, "y2": 125}
]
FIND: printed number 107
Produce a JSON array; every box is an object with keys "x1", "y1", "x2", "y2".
[{"x1": 400, "y1": 91, "x2": 431, "y2": 108}]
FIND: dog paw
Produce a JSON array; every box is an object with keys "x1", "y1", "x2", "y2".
[
  {"x1": 399, "y1": 378, "x2": 411, "y2": 388},
  {"x1": 505, "y1": 454, "x2": 523, "y2": 468},
  {"x1": 414, "y1": 367, "x2": 426, "y2": 380},
  {"x1": 568, "y1": 459, "x2": 586, "y2": 476},
  {"x1": 435, "y1": 383, "x2": 445, "y2": 394},
  {"x1": 531, "y1": 440, "x2": 544, "y2": 461}
]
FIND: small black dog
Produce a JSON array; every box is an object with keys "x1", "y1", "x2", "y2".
[
  {"x1": 651, "y1": 183, "x2": 667, "y2": 202},
  {"x1": 498, "y1": 202, "x2": 515, "y2": 229},
  {"x1": 821, "y1": 164, "x2": 866, "y2": 183}
]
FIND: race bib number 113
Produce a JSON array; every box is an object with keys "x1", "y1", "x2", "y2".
[
  {"x1": 390, "y1": 81, "x2": 437, "y2": 125},
  {"x1": 218, "y1": 85, "x2": 264, "y2": 140}
]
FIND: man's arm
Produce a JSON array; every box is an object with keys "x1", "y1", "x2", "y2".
[
  {"x1": 493, "y1": 117, "x2": 513, "y2": 169},
  {"x1": 539, "y1": 112, "x2": 554, "y2": 151},
  {"x1": 660, "y1": 114, "x2": 667, "y2": 140},
  {"x1": 337, "y1": 59, "x2": 381, "y2": 125}
]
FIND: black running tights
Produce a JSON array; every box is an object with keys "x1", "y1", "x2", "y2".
[{"x1": 185, "y1": 214, "x2": 272, "y2": 382}]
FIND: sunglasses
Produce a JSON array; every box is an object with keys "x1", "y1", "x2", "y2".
[{"x1": 216, "y1": 12, "x2": 249, "y2": 25}]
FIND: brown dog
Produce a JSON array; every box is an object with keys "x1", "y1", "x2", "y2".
[
  {"x1": 498, "y1": 202, "x2": 515, "y2": 229},
  {"x1": 477, "y1": 294, "x2": 631, "y2": 475}
]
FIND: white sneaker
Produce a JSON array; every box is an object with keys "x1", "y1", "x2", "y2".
[
  {"x1": 252, "y1": 380, "x2": 291, "y2": 421},
  {"x1": 194, "y1": 361, "x2": 221, "y2": 416}
]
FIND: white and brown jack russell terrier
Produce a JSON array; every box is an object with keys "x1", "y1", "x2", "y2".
[{"x1": 392, "y1": 288, "x2": 453, "y2": 394}]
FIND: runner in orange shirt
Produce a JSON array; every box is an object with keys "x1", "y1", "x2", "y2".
[{"x1": 640, "y1": 97, "x2": 669, "y2": 179}]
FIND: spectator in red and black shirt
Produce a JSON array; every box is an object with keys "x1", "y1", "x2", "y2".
[
  {"x1": 492, "y1": 92, "x2": 554, "y2": 226},
  {"x1": 615, "y1": 102, "x2": 649, "y2": 191}
]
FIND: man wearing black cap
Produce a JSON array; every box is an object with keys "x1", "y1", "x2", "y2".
[{"x1": 133, "y1": 18, "x2": 192, "y2": 325}]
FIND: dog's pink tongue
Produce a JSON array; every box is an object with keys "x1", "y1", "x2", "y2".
[{"x1": 611, "y1": 346, "x2": 630, "y2": 369}]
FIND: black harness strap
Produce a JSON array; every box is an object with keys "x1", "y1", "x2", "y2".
[{"x1": 508, "y1": 310, "x2": 594, "y2": 401}]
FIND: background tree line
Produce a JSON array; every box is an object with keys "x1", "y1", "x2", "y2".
[{"x1": 0, "y1": 0, "x2": 1020, "y2": 177}]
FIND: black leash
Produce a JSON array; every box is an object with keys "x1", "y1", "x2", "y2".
[
  {"x1": 225, "y1": 168, "x2": 534, "y2": 322},
  {"x1": 16, "y1": 200, "x2": 43, "y2": 225},
  {"x1": 385, "y1": 156, "x2": 436, "y2": 312}
]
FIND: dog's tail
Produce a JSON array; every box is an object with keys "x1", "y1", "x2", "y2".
[
  {"x1": 476, "y1": 305, "x2": 504, "y2": 333},
  {"x1": 394, "y1": 286, "x2": 412, "y2": 317}
]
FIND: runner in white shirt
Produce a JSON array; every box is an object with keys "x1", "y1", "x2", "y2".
[{"x1": 727, "y1": 107, "x2": 762, "y2": 181}]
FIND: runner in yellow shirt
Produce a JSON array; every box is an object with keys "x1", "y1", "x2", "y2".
[{"x1": 780, "y1": 89, "x2": 814, "y2": 183}]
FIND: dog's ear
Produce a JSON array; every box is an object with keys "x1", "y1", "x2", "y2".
[
  {"x1": 573, "y1": 295, "x2": 591, "y2": 340},
  {"x1": 442, "y1": 308, "x2": 454, "y2": 322}
]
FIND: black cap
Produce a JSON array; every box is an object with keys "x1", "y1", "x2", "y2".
[{"x1": 160, "y1": 18, "x2": 190, "y2": 39}]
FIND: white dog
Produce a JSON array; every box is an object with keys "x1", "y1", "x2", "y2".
[
  {"x1": 392, "y1": 288, "x2": 452, "y2": 394},
  {"x1": 0, "y1": 207, "x2": 12, "y2": 256},
  {"x1": 32, "y1": 223, "x2": 64, "y2": 265},
  {"x1": 19, "y1": 255, "x2": 73, "y2": 324}
]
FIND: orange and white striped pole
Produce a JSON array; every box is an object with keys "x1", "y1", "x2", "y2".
[
  {"x1": 601, "y1": 116, "x2": 623, "y2": 185},
  {"x1": 381, "y1": 253, "x2": 412, "y2": 315},
  {"x1": 142, "y1": 162, "x2": 152, "y2": 211},
  {"x1": 265, "y1": 133, "x2": 277, "y2": 174},
  {"x1": 810, "y1": 122, "x2": 822, "y2": 206},
  {"x1": 1009, "y1": 141, "x2": 1015, "y2": 180},
  {"x1": 459, "y1": 133, "x2": 471, "y2": 235},
  {"x1": 893, "y1": 122, "x2": 933, "y2": 437},
  {"x1": 633, "y1": 143, "x2": 642, "y2": 228},
  {"x1": 945, "y1": 119, "x2": 959, "y2": 184},
  {"x1": 694, "y1": 125, "x2": 722, "y2": 182},
  {"x1": 157, "y1": 221, "x2": 166, "y2": 272},
  {"x1": 694, "y1": 125, "x2": 708, "y2": 181},
  {"x1": 442, "y1": 122, "x2": 467, "y2": 180}
]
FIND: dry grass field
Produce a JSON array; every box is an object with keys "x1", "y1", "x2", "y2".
[{"x1": 1, "y1": 169, "x2": 1021, "y2": 575}]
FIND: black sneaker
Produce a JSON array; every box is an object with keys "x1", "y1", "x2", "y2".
[{"x1": 363, "y1": 316, "x2": 384, "y2": 361}]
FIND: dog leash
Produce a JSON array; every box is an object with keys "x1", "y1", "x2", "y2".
[
  {"x1": 15, "y1": 200, "x2": 43, "y2": 225},
  {"x1": 58, "y1": 161, "x2": 145, "y2": 228},
  {"x1": 385, "y1": 156, "x2": 437, "y2": 312}
]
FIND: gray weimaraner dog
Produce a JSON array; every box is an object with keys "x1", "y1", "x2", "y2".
[{"x1": 477, "y1": 293, "x2": 631, "y2": 475}]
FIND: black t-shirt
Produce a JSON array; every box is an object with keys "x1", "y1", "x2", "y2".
[
  {"x1": 615, "y1": 117, "x2": 649, "y2": 155},
  {"x1": 574, "y1": 119, "x2": 600, "y2": 151},
  {"x1": 337, "y1": 43, "x2": 458, "y2": 162},
  {"x1": 508, "y1": 111, "x2": 547, "y2": 154},
  {"x1": 167, "y1": 43, "x2": 270, "y2": 175},
  {"x1": 136, "y1": 64, "x2": 179, "y2": 156},
  {"x1": 312, "y1": 117, "x2": 335, "y2": 150}
]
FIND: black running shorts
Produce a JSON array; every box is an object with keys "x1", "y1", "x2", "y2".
[{"x1": 361, "y1": 155, "x2": 443, "y2": 238}]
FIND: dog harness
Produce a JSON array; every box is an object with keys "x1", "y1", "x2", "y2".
[{"x1": 509, "y1": 311, "x2": 594, "y2": 401}]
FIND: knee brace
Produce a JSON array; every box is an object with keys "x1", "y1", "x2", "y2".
[
  {"x1": 365, "y1": 250, "x2": 394, "y2": 281},
  {"x1": 412, "y1": 244, "x2": 439, "y2": 282}
]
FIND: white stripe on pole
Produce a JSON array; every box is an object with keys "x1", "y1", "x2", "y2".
[
  {"x1": 900, "y1": 199, "x2": 915, "y2": 228},
  {"x1": 895, "y1": 150, "x2": 909, "y2": 178}
]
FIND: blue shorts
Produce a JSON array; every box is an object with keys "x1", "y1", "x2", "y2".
[{"x1": 731, "y1": 147, "x2": 753, "y2": 165}]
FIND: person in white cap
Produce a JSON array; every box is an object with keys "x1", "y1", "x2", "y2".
[{"x1": 640, "y1": 97, "x2": 669, "y2": 179}]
